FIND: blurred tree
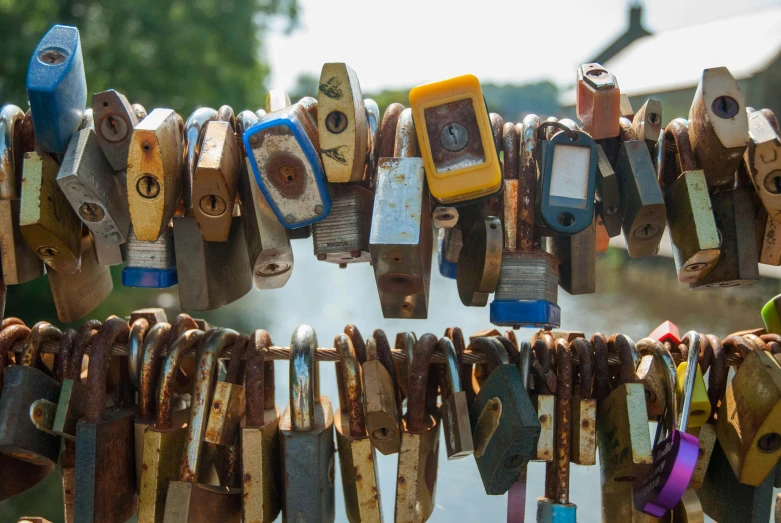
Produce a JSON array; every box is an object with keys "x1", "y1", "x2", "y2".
[
  {"x1": 288, "y1": 71, "x2": 319, "y2": 102},
  {"x1": 0, "y1": 0, "x2": 299, "y2": 114}
]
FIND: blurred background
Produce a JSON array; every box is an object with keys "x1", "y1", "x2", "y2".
[{"x1": 1, "y1": 0, "x2": 781, "y2": 521}]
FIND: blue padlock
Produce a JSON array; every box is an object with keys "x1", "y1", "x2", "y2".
[
  {"x1": 243, "y1": 103, "x2": 331, "y2": 229},
  {"x1": 437, "y1": 227, "x2": 459, "y2": 279},
  {"x1": 121, "y1": 226, "x2": 178, "y2": 288},
  {"x1": 26, "y1": 25, "x2": 87, "y2": 154}
]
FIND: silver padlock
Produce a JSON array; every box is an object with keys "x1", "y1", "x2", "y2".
[
  {"x1": 91, "y1": 89, "x2": 140, "y2": 171},
  {"x1": 312, "y1": 184, "x2": 373, "y2": 266}
]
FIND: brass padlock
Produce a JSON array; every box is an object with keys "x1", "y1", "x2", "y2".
[
  {"x1": 138, "y1": 329, "x2": 204, "y2": 523},
  {"x1": 318, "y1": 63, "x2": 368, "y2": 184},
  {"x1": 576, "y1": 63, "x2": 620, "y2": 140},
  {"x1": 745, "y1": 108, "x2": 781, "y2": 220},
  {"x1": 182, "y1": 107, "x2": 218, "y2": 214},
  {"x1": 162, "y1": 328, "x2": 242, "y2": 522},
  {"x1": 204, "y1": 334, "x2": 247, "y2": 446},
  {"x1": 362, "y1": 333, "x2": 401, "y2": 456},
  {"x1": 334, "y1": 333, "x2": 382, "y2": 522},
  {"x1": 632, "y1": 98, "x2": 663, "y2": 157},
  {"x1": 570, "y1": 338, "x2": 596, "y2": 465},
  {"x1": 279, "y1": 325, "x2": 335, "y2": 522},
  {"x1": 395, "y1": 334, "x2": 440, "y2": 522},
  {"x1": 235, "y1": 110, "x2": 294, "y2": 290},
  {"x1": 689, "y1": 67, "x2": 749, "y2": 188},
  {"x1": 92, "y1": 89, "x2": 140, "y2": 171},
  {"x1": 240, "y1": 329, "x2": 281, "y2": 523},
  {"x1": 659, "y1": 119, "x2": 721, "y2": 282},
  {"x1": 20, "y1": 151, "x2": 82, "y2": 273},
  {"x1": 369, "y1": 108, "x2": 433, "y2": 319},
  {"x1": 127, "y1": 108, "x2": 184, "y2": 242}
]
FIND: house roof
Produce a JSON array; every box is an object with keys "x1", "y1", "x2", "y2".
[{"x1": 560, "y1": 5, "x2": 781, "y2": 106}]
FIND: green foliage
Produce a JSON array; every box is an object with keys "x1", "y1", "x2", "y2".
[{"x1": 0, "y1": 0, "x2": 299, "y2": 114}]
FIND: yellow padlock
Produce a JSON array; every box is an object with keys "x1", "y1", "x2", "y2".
[
  {"x1": 675, "y1": 333, "x2": 711, "y2": 429},
  {"x1": 409, "y1": 74, "x2": 501, "y2": 204}
]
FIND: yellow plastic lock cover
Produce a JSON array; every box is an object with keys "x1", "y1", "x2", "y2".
[
  {"x1": 409, "y1": 74, "x2": 501, "y2": 204},
  {"x1": 676, "y1": 361, "x2": 711, "y2": 429}
]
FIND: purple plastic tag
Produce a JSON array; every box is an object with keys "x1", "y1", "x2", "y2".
[{"x1": 633, "y1": 429, "x2": 699, "y2": 517}]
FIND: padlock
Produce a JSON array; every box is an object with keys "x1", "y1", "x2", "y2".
[
  {"x1": 57, "y1": 128, "x2": 131, "y2": 245},
  {"x1": 633, "y1": 334, "x2": 700, "y2": 517},
  {"x1": 134, "y1": 322, "x2": 172, "y2": 492},
  {"x1": 505, "y1": 337, "x2": 534, "y2": 523},
  {"x1": 369, "y1": 108, "x2": 433, "y2": 319},
  {"x1": 690, "y1": 170, "x2": 759, "y2": 289},
  {"x1": 675, "y1": 332, "x2": 711, "y2": 429},
  {"x1": 74, "y1": 316, "x2": 137, "y2": 523},
  {"x1": 244, "y1": 101, "x2": 330, "y2": 228},
  {"x1": 745, "y1": 108, "x2": 781, "y2": 221},
  {"x1": 457, "y1": 215, "x2": 502, "y2": 306},
  {"x1": 469, "y1": 336, "x2": 540, "y2": 495},
  {"x1": 490, "y1": 113, "x2": 504, "y2": 158},
  {"x1": 138, "y1": 329, "x2": 204, "y2": 523},
  {"x1": 596, "y1": 144, "x2": 623, "y2": 238},
  {"x1": 620, "y1": 93, "x2": 634, "y2": 120},
  {"x1": 537, "y1": 121, "x2": 598, "y2": 235},
  {"x1": 127, "y1": 108, "x2": 185, "y2": 242},
  {"x1": 48, "y1": 232, "x2": 113, "y2": 322},
  {"x1": 576, "y1": 63, "x2": 620, "y2": 140},
  {"x1": 312, "y1": 183, "x2": 374, "y2": 265},
  {"x1": 756, "y1": 204, "x2": 781, "y2": 266},
  {"x1": 278, "y1": 325, "x2": 335, "y2": 522},
  {"x1": 192, "y1": 119, "x2": 241, "y2": 242},
  {"x1": 409, "y1": 74, "x2": 501, "y2": 204},
  {"x1": 240, "y1": 329, "x2": 281, "y2": 523},
  {"x1": 204, "y1": 334, "x2": 247, "y2": 445},
  {"x1": 438, "y1": 336, "x2": 474, "y2": 459},
  {"x1": 0, "y1": 105, "x2": 46, "y2": 285},
  {"x1": 333, "y1": 333, "x2": 382, "y2": 522},
  {"x1": 162, "y1": 328, "x2": 242, "y2": 522},
  {"x1": 616, "y1": 118, "x2": 666, "y2": 257},
  {"x1": 378, "y1": 103, "x2": 404, "y2": 160},
  {"x1": 122, "y1": 224, "x2": 178, "y2": 288},
  {"x1": 715, "y1": 335, "x2": 781, "y2": 486},
  {"x1": 699, "y1": 440, "x2": 774, "y2": 523},
  {"x1": 491, "y1": 114, "x2": 560, "y2": 328},
  {"x1": 362, "y1": 333, "x2": 401, "y2": 456},
  {"x1": 363, "y1": 98, "x2": 381, "y2": 184},
  {"x1": 530, "y1": 334, "x2": 557, "y2": 463},
  {"x1": 549, "y1": 211, "x2": 597, "y2": 295},
  {"x1": 689, "y1": 67, "x2": 749, "y2": 188},
  {"x1": 764, "y1": 294, "x2": 781, "y2": 334},
  {"x1": 235, "y1": 109, "x2": 294, "y2": 290},
  {"x1": 317, "y1": 63, "x2": 368, "y2": 184},
  {"x1": 0, "y1": 322, "x2": 62, "y2": 466},
  {"x1": 658, "y1": 119, "x2": 720, "y2": 282},
  {"x1": 173, "y1": 213, "x2": 251, "y2": 311},
  {"x1": 437, "y1": 225, "x2": 462, "y2": 279},
  {"x1": 91, "y1": 89, "x2": 140, "y2": 171},
  {"x1": 266, "y1": 89, "x2": 291, "y2": 113},
  {"x1": 182, "y1": 107, "x2": 218, "y2": 212},
  {"x1": 20, "y1": 151, "x2": 82, "y2": 274},
  {"x1": 597, "y1": 333, "x2": 652, "y2": 493},
  {"x1": 569, "y1": 338, "x2": 596, "y2": 465},
  {"x1": 128, "y1": 309, "x2": 168, "y2": 387},
  {"x1": 632, "y1": 98, "x2": 663, "y2": 157},
  {"x1": 395, "y1": 333, "x2": 440, "y2": 522},
  {"x1": 636, "y1": 345, "x2": 667, "y2": 419},
  {"x1": 26, "y1": 25, "x2": 86, "y2": 154},
  {"x1": 602, "y1": 486, "x2": 671, "y2": 522},
  {"x1": 537, "y1": 338, "x2": 577, "y2": 522}
]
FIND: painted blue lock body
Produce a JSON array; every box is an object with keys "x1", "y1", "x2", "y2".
[
  {"x1": 121, "y1": 267, "x2": 178, "y2": 289},
  {"x1": 490, "y1": 299, "x2": 561, "y2": 328},
  {"x1": 438, "y1": 234, "x2": 457, "y2": 279},
  {"x1": 539, "y1": 130, "x2": 598, "y2": 235},
  {"x1": 537, "y1": 499, "x2": 577, "y2": 523},
  {"x1": 243, "y1": 106, "x2": 330, "y2": 229},
  {"x1": 26, "y1": 25, "x2": 87, "y2": 154}
]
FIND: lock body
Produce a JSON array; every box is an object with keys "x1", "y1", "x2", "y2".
[
  {"x1": 335, "y1": 410, "x2": 382, "y2": 522},
  {"x1": 0, "y1": 200, "x2": 45, "y2": 285},
  {"x1": 122, "y1": 226, "x2": 178, "y2": 288},
  {"x1": 240, "y1": 408, "x2": 281, "y2": 523},
  {"x1": 549, "y1": 215, "x2": 596, "y2": 295},
  {"x1": 437, "y1": 226, "x2": 461, "y2": 279},
  {"x1": 362, "y1": 359, "x2": 401, "y2": 456},
  {"x1": 410, "y1": 74, "x2": 501, "y2": 204},
  {"x1": 746, "y1": 110, "x2": 781, "y2": 219},
  {"x1": 596, "y1": 144, "x2": 623, "y2": 237},
  {"x1": 92, "y1": 89, "x2": 139, "y2": 171},
  {"x1": 576, "y1": 63, "x2": 620, "y2": 140},
  {"x1": 571, "y1": 394, "x2": 597, "y2": 465},
  {"x1": 312, "y1": 184, "x2": 373, "y2": 264},
  {"x1": 395, "y1": 416, "x2": 440, "y2": 523},
  {"x1": 204, "y1": 381, "x2": 246, "y2": 446},
  {"x1": 490, "y1": 251, "x2": 560, "y2": 328},
  {"x1": 139, "y1": 424, "x2": 188, "y2": 523}
]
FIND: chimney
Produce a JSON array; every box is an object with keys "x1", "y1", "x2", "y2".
[{"x1": 629, "y1": 2, "x2": 644, "y2": 31}]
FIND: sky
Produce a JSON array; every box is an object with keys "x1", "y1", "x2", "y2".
[{"x1": 263, "y1": 0, "x2": 781, "y2": 92}]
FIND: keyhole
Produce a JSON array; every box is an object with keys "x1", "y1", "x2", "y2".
[
  {"x1": 100, "y1": 114, "x2": 129, "y2": 142},
  {"x1": 38, "y1": 48, "x2": 67, "y2": 65},
  {"x1": 633, "y1": 223, "x2": 660, "y2": 240},
  {"x1": 136, "y1": 175, "x2": 160, "y2": 198},
  {"x1": 37, "y1": 246, "x2": 59, "y2": 257},
  {"x1": 764, "y1": 171, "x2": 781, "y2": 195},
  {"x1": 278, "y1": 165, "x2": 297, "y2": 184},
  {"x1": 711, "y1": 96, "x2": 739, "y2": 119},
  {"x1": 198, "y1": 194, "x2": 227, "y2": 217},
  {"x1": 439, "y1": 122, "x2": 469, "y2": 152},
  {"x1": 325, "y1": 111, "x2": 348, "y2": 134},
  {"x1": 78, "y1": 202, "x2": 106, "y2": 222}
]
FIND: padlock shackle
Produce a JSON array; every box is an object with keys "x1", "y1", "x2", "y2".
[
  {"x1": 663, "y1": 119, "x2": 698, "y2": 186},
  {"x1": 364, "y1": 98, "x2": 381, "y2": 184},
  {"x1": 590, "y1": 333, "x2": 611, "y2": 403},
  {"x1": 552, "y1": 338, "x2": 573, "y2": 505},
  {"x1": 678, "y1": 331, "x2": 701, "y2": 433},
  {"x1": 570, "y1": 338, "x2": 593, "y2": 399},
  {"x1": 641, "y1": 337, "x2": 678, "y2": 442},
  {"x1": 20, "y1": 322, "x2": 61, "y2": 367},
  {"x1": 518, "y1": 339, "x2": 532, "y2": 390},
  {"x1": 127, "y1": 318, "x2": 150, "y2": 389},
  {"x1": 371, "y1": 329, "x2": 401, "y2": 406},
  {"x1": 437, "y1": 337, "x2": 462, "y2": 401},
  {"x1": 378, "y1": 103, "x2": 404, "y2": 159},
  {"x1": 298, "y1": 96, "x2": 318, "y2": 123},
  {"x1": 335, "y1": 333, "x2": 367, "y2": 438},
  {"x1": 183, "y1": 106, "x2": 218, "y2": 210},
  {"x1": 156, "y1": 329, "x2": 205, "y2": 430},
  {"x1": 245, "y1": 329, "x2": 273, "y2": 428},
  {"x1": 619, "y1": 117, "x2": 636, "y2": 142},
  {"x1": 66, "y1": 319, "x2": 101, "y2": 381},
  {"x1": 406, "y1": 333, "x2": 438, "y2": 432},
  {"x1": 167, "y1": 313, "x2": 199, "y2": 352},
  {"x1": 224, "y1": 334, "x2": 248, "y2": 386},
  {"x1": 56, "y1": 328, "x2": 77, "y2": 383},
  {"x1": 608, "y1": 333, "x2": 639, "y2": 386},
  {"x1": 235, "y1": 110, "x2": 259, "y2": 148},
  {"x1": 502, "y1": 122, "x2": 518, "y2": 180},
  {"x1": 490, "y1": 113, "x2": 504, "y2": 156},
  {"x1": 394, "y1": 108, "x2": 418, "y2": 159},
  {"x1": 138, "y1": 322, "x2": 172, "y2": 422},
  {"x1": 558, "y1": 118, "x2": 580, "y2": 131},
  {"x1": 217, "y1": 105, "x2": 235, "y2": 130},
  {"x1": 704, "y1": 334, "x2": 726, "y2": 421},
  {"x1": 399, "y1": 332, "x2": 417, "y2": 374},
  {"x1": 180, "y1": 327, "x2": 237, "y2": 482},
  {"x1": 759, "y1": 107, "x2": 780, "y2": 135},
  {"x1": 496, "y1": 336, "x2": 521, "y2": 367},
  {"x1": 447, "y1": 327, "x2": 473, "y2": 403},
  {"x1": 0, "y1": 324, "x2": 31, "y2": 395},
  {"x1": 84, "y1": 316, "x2": 130, "y2": 423},
  {"x1": 289, "y1": 324, "x2": 319, "y2": 432},
  {"x1": 0, "y1": 104, "x2": 25, "y2": 198},
  {"x1": 532, "y1": 337, "x2": 557, "y2": 395},
  {"x1": 344, "y1": 324, "x2": 367, "y2": 365}
]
